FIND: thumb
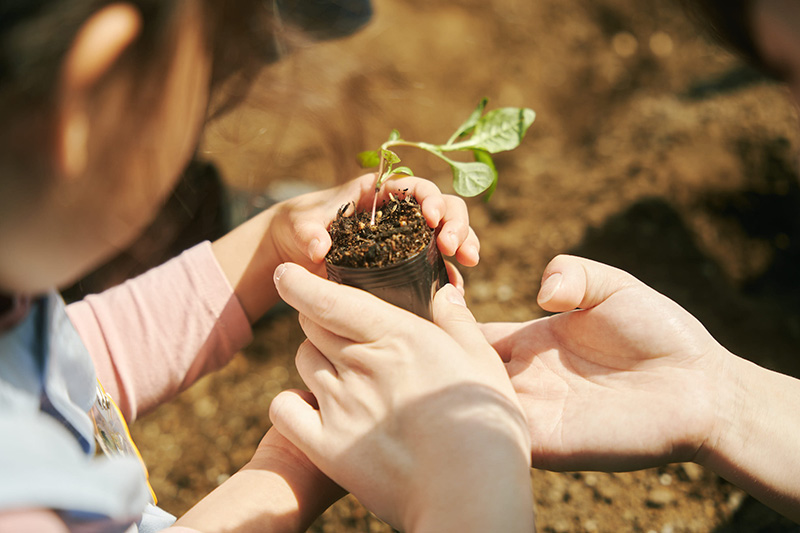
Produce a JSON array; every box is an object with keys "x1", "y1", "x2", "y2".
[
  {"x1": 269, "y1": 389, "x2": 324, "y2": 457},
  {"x1": 537, "y1": 254, "x2": 638, "y2": 313},
  {"x1": 432, "y1": 284, "x2": 493, "y2": 354}
]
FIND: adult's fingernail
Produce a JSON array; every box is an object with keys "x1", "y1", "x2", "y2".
[
  {"x1": 274, "y1": 263, "x2": 287, "y2": 282},
  {"x1": 446, "y1": 284, "x2": 467, "y2": 307},
  {"x1": 538, "y1": 272, "x2": 562, "y2": 303}
]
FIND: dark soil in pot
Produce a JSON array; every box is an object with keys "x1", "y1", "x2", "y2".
[{"x1": 325, "y1": 192, "x2": 447, "y2": 320}]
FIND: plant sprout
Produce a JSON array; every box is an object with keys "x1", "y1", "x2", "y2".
[{"x1": 358, "y1": 98, "x2": 536, "y2": 224}]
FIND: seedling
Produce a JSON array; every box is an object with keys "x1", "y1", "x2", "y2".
[{"x1": 357, "y1": 98, "x2": 536, "y2": 224}]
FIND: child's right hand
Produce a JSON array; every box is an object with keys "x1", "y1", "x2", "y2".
[{"x1": 269, "y1": 263, "x2": 534, "y2": 532}]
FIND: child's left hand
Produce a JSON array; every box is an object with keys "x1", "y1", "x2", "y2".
[{"x1": 213, "y1": 173, "x2": 480, "y2": 322}]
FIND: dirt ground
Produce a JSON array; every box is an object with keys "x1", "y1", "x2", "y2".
[{"x1": 124, "y1": 0, "x2": 800, "y2": 530}]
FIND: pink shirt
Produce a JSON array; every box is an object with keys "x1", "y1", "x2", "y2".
[
  {"x1": 0, "y1": 241, "x2": 253, "y2": 533},
  {"x1": 67, "y1": 241, "x2": 253, "y2": 422}
]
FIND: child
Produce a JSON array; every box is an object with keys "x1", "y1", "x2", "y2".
[{"x1": 0, "y1": 0, "x2": 534, "y2": 531}]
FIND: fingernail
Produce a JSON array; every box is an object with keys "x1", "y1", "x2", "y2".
[
  {"x1": 446, "y1": 284, "x2": 467, "y2": 307},
  {"x1": 538, "y1": 272, "x2": 562, "y2": 303},
  {"x1": 274, "y1": 263, "x2": 287, "y2": 282}
]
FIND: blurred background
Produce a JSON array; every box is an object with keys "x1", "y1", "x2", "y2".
[{"x1": 93, "y1": 0, "x2": 800, "y2": 530}]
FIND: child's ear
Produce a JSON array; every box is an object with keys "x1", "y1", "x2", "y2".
[{"x1": 55, "y1": 4, "x2": 142, "y2": 180}]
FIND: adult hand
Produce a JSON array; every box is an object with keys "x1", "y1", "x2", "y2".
[
  {"x1": 269, "y1": 263, "x2": 533, "y2": 532},
  {"x1": 481, "y1": 254, "x2": 730, "y2": 472}
]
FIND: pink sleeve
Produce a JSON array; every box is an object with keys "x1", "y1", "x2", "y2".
[{"x1": 66, "y1": 241, "x2": 253, "y2": 421}]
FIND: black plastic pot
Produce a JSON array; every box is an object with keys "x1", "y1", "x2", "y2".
[{"x1": 325, "y1": 230, "x2": 448, "y2": 321}]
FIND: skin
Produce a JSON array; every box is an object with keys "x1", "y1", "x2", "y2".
[
  {"x1": 480, "y1": 254, "x2": 800, "y2": 521},
  {"x1": 270, "y1": 264, "x2": 535, "y2": 532},
  {"x1": 0, "y1": 1, "x2": 481, "y2": 531},
  {"x1": 197, "y1": 0, "x2": 800, "y2": 526},
  {"x1": 465, "y1": 0, "x2": 800, "y2": 523}
]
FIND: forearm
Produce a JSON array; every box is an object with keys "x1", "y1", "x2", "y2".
[
  {"x1": 212, "y1": 208, "x2": 282, "y2": 324},
  {"x1": 698, "y1": 351, "x2": 800, "y2": 521},
  {"x1": 172, "y1": 453, "x2": 339, "y2": 533}
]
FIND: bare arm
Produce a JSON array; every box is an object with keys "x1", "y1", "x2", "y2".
[
  {"x1": 699, "y1": 354, "x2": 800, "y2": 521},
  {"x1": 483, "y1": 254, "x2": 800, "y2": 521},
  {"x1": 170, "y1": 428, "x2": 342, "y2": 533}
]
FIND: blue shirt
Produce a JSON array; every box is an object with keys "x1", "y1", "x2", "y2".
[{"x1": 0, "y1": 292, "x2": 174, "y2": 532}]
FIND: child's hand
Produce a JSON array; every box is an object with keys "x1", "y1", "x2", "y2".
[
  {"x1": 480, "y1": 254, "x2": 728, "y2": 472},
  {"x1": 269, "y1": 263, "x2": 534, "y2": 532},
  {"x1": 213, "y1": 173, "x2": 478, "y2": 322},
  {"x1": 269, "y1": 173, "x2": 480, "y2": 280}
]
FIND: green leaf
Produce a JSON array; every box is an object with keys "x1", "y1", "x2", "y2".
[
  {"x1": 450, "y1": 160, "x2": 496, "y2": 197},
  {"x1": 357, "y1": 150, "x2": 381, "y2": 168},
  {"x1": 381, "y1": 149, "x2": 401, "y2": 165},
  {"x1": 472, "y1": 149, "x2": 498, "y2": 201},
  {"x1": 388, "y1": 129, "x2": 401, "y2": 142},
  {"x1": 391, "y1": 166, "x2": 415, "y2": 176},
  {"x1": 463, "y1": 107, "x2": 536, "y2": 154},
  {"x1": 446, "y1": 97, "x2": 488, "y2": 145}
]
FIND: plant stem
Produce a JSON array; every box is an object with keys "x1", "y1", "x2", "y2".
[{"x1": 370, "y1": 156, "x2": 386, "y2": 226}]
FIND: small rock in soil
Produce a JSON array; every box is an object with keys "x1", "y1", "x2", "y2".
[{"x1": 647, "y1": 488, "x2": 677, "y2": 508}]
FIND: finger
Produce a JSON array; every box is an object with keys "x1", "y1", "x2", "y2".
[
  {"x1": 378, "y1": 177, "x2": 445, "y2": 225},
  {"x1": 444, "y1": 261, "x2": 465, "y2": 292},
  {"x1": 436, "y1": 196, "x2": 470, "y2": 256},
  {"x1": 298, "y1": 313, "x2": 362, "y2": 371},
  {"x1": 292, "y1": 219, "x2": 333, "y2": 264},
  {"x1": 274, "y1": 262, "x2": 405, "y2": 343},
  {"x1": 431, "y1": 284, "x2": 493, "y2": 356},
  {"x1": 269, "y1": 389, "x2": 324, "y2": 454},
  {"x1": 453, "y1": 226, "x2": 480, "y2": 267},
  {"x1": 537, "y1": 254, "x2": 639, "y2": 313},
  {"x1": 295, "y1": 338, "x2": 339, "y2": 392}
]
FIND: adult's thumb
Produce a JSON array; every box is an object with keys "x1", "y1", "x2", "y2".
[
  {"x1": 537, "y1": 254, "x2": 638, "y2": 313},
  {"x1": 432, "y1": 284, "x2": 493, "y2": 354}
]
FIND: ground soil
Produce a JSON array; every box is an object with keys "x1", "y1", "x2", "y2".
[{"x1": 122, "y1": 0, "x2": 800, "y2": 530}]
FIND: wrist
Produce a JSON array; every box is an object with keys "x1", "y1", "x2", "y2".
[
  {"x1": 401, "y1": 409, "x2": 534, "y2": 532},
  {"x1": 406, "y1": 462, "x2": 534, "y2": 533},
  {"x1": 212, "y1": 207, "x2": 281, "y2": 322},
  {"x1": 694, "y1": 350, "x2": 800, "y2": 520},
  {"x1": 693, "y1": 346, "x2": 743, "y2": 468}
]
